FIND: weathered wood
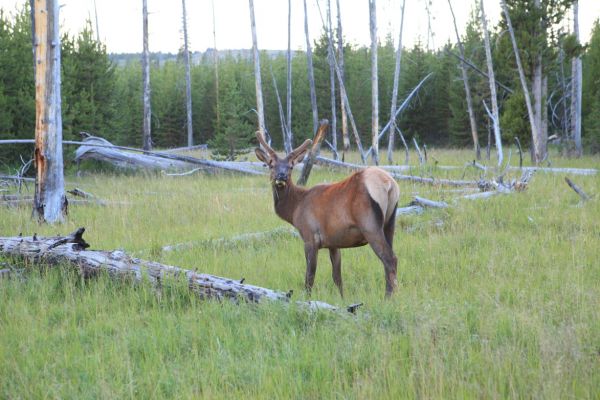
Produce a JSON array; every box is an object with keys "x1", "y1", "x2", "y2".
[
  {"x1": 249, "y1": 0, "x2": 267, "y2": 140},
  {"x1": 32, "y1": 0, "x2": 67, "y2": 223},
  {"x1": 369, "y1": 0, "x2": 379, "y2": 165},
  {"x1": 448, "y1": 0, "x2": 480, "y2": 160},
  {"x1": 411, "y1": 196, "x2": 448, "y2": 209},
  {"x1": 565, "y1": 177, "x2": 590, "y2": 201},
  {"x1": 285, "y1": 0, "x2": 293, "y2": 154},
  {"x1": 297, "y1": 120, "x2": 329, "y2": 186},
  {"x1": 181, "y1": 0, "x2": 194, "y2": 147},
  {"x1": 326, "y1": 0, "x2": 337, "y2": 159},
  {"x1": 74, "y1": 135, "x2": 265, "y2": 175},
  {"x1": 571, "y1": 0, "x2": 583, "y2": 156},
  {"x1": 142, "y1": 0, "x2": 152, "y2": 150},
  {"x1": 303, "y1": 0, "x2": 319, "y2": 134},
  {"x1": 480, "y1": 0, "x2": 503, "y2": 167},
  {"x1": 387, "y1": 0, "x2": 406, "y2": 164},
  {"x1": 335, "y1": 0, "x2": 349, "y2": 155},
  {"x1": 0, "y1": 228, "x2": 343, "y2": 312}
]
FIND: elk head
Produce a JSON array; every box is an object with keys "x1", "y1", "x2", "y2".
[{"x1": 254, "y1": 132, "x2": 312, "y2": 189}]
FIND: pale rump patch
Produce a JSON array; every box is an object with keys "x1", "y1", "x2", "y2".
[{"x1": 362, "y1": 167, "x2": 400, "y2": 222}]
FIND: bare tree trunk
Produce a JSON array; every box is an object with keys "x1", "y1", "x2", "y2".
[
  {"x1": 285, "y1": 0, "x2": 293, "y2": 154},
  {"x1": 142, "y1": 0, "x2": 152, "y2": 151},
  {"x1": 212, "y1": 0, "x2": 220, "y2": 135},
  {"x1": 387, "y1": 0, "x2": 406, "y2": 164},
  {"x1": 335, "y1": 0, "x2": 349, "y2": 155},
  {"x1": 480, "y1": 0, "x2": 503, "y2": 167},
  {"x1": 327, "y1": 0, "x2": 338, "y2": 159},
  {"x1": 93, "y1": 0, "x2": 100, "y2": 43},
  {"x1": 571, "y1": 0, "x2": 583, "y2": 156},
  {"x1": 448, "y1": 0, "x2": 480, "y2": 160},
  {"x1": 32, "y1": 0, "x2": 67, "y2": 223},
  {"x1": 303, "y1": 0, "x2": 319, "y2": 134},
  {"x1": 369, "y1": 0, "x2": 379, "y2": 165},
  {"x1": 501, "y1": 0, "x2": 538, "y2": 163},
  {"x1": 531, "y1": 0, "x2": 547, "y2": 163},
  {"x1": 249, "y1": 0, "x2": 267, "y2": 141},
  {"x1": 181, "y1": 0, "x2": 193, "y2": 147}
]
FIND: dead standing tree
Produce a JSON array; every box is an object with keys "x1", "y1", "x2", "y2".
[
  {"x1": 448, "y1": 0, "x2": 480, "y2": 160},
  {"x1": 335, "y1": 0, "x2": 349, "y2": 156},
  {"x1": 326, "y1": 0, "x2": 338, "y2": 159},
  {"x1": 480, "y1": 0, "x2": 503, "y2": 167},
  {"x1": 570, "y1": 0, "x2": 582, "y2": 156},
  {"x1": 181, "y1": 0, "x2": 193, "y2": 147},
  {"x1": 303, "y1": 0, "x2": 319, "y2": 134},
  {"x1": 31, "y1": 0, "x2": 67, "y2": 223},
  {"x1": 369, "y1": 0, "x2": 379, "y2": 165},
  {"x1": 142, "y1": 0, "x2": 152, "y2": 151},
  {"x1": 285, "y1": 0, "x2": 293, "y2": 154},
  {"x1": 249, "y1": 0, "x2": 268, "y2": 142},
  {"x1": 387, "y1": 0, "x2": 407, "y2": 165}
]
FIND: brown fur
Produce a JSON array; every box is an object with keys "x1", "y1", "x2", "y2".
[{"x1": 255, "y1": 134, "x2": 400, "y2": 297}]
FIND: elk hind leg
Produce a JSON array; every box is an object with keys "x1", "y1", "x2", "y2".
[{"x1": 363, "y1": 230, "x2": 398, "y2": 297}]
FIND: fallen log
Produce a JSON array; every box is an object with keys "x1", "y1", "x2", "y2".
[
  {"x1": 564, "y1": 177, "x2": 591, "y2": 201},
  {"x1": 0, "y1": 228, "x2": 344, "y2": 313}
]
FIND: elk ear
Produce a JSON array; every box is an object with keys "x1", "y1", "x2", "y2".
[
  {"x1": 288, "y1": 139, "x2": 312, "y2": 166},
  {"x1": 255, "y1": 147, "x2": 272, "y2": 166}
]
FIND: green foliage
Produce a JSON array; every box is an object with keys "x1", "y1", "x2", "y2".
[
  {"x1": 500, "y1": 89, "x2": 531, "y2": 147},
  {"x1": 582, "y1": 20, "x2": 600, "y2": 153}
]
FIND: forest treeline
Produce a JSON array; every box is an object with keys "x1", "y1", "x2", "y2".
[{"x1": 1, "y1": 3, "x2": 599, "y2": 165}]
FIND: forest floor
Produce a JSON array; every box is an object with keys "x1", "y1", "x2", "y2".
[{"x1": 1, "y1": 148, "x2": 599, "y2": 399}]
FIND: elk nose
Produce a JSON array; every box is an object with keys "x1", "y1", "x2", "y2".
[{"x1": 276, "y1": 173, "x2": 287, "y2": 182}]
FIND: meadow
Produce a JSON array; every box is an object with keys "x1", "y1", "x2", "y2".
[{"x1": 1, "y1": 148, "x2": 599, "y2": 399}]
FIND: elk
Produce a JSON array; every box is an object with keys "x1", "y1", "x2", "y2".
[{"x1": 255, "y1": 129, "x2": 400, "y2": 298}]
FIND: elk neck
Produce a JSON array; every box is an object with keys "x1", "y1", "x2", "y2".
[{"x1": 272, "y1": 180, "x2": 307, "y2": 225}]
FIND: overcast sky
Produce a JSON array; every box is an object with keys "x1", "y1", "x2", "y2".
[{"x1": 0, "y1": 0, "x2": 598, "y2": 53}]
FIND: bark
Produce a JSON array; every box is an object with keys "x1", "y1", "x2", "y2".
[
  {"x1": 74, "y1": 135, "x2": 265, "y2": 175},
  {"x1": 335, "y1": 0, "x2": 349, "y2": 154},
  {"x1": 303, "y1": 0, "x2": 319, "y2": 134},
  {"x1": 480, "y1": 0, "x2": 503, "y2": 167},
  {"x1": 369, "y1": 0, "x2": 379, "y2": 165},
  {"x1": 571, "y1": 1, "x2": 583, "y2": 156},
  {"x1": 327, "y1": 0, "x2": 337, "y2": 159},
  {"x1": 564, "y1": 177, "x2": 590, "y2": 201},
  {"x1": 447, "y1": 0, "x2": 480, "y2": 160},
  {"x1": 142, "y1": 0, "x2": 152, "y2": 151},
  {"x1": 32, "y1": 0, "x2": 67, "y2": 223},
  {"x1": 387, "y1": 0, "x2": 406, "y2": 164},
  {"x1": 181, "y1": 0, "x2": 194, "y2": 147},
  {"x1": 501, "y1": 0, "x2": 538, "y2": 163},
  {"x1": 249, "y1": 0, "x2": 267, "y2": 140},
  {"x1": 0, "y1": 229, "x2": 342, "y2": 312},
  {"x1": 285, "y1": 0, "x2": 293, "y2": 154},
  {"x1": 297, "y1": 120, "x2": 329, "y2": 186}
]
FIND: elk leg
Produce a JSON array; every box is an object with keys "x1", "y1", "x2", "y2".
[
  {"x1": 383, "y1": 210, "x2": 397, "y2": 249},
  {"x1": 304, "y1": 243, "x2": 318, "y2": 295},
  {"x1": 363, "y1": 230, "x2": 398, "y2": 297},
  {"x1": 329, "y1": 248, "x2": 343, "y2": 298}
]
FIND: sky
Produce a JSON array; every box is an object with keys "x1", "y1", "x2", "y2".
[{"x1": 0, "y1": 0, "x2": 598, "y2": 54}]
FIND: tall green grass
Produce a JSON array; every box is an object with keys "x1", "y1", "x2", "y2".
[{"x1": 1, "y1": 149, "x2": 599, "y2": 398}]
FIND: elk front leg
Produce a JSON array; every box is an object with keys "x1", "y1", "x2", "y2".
[
  {"x1": 304, "y1": 243, "x2": 318, "y2": 294},
  {"x1": 329, "y1": 248, "x2": 343, "y2": 297}
]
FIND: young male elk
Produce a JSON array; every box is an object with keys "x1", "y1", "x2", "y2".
[{"x1": 255, "y1": 131, "x2": 400, "y2": 297}]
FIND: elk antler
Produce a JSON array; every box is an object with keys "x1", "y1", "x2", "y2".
[
  {"x1": 255, "y1": 131, "x2": 277, "y2": 159},
  {"x1": 287, "y1": 139, "x2": 313, "y2": 162}
]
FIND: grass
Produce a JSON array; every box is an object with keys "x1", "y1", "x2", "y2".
[{"x1": 1, "y1": 148, "x2": 599, "y2": 399}]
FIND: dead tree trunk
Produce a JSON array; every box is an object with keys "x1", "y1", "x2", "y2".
[
  {"x1": 142, "y1": 0, "x2": 152, "y2": 151},
  {"x1": 571, "y1": 0, "x2": 583, "y2": 156},
  {"x1": 285, "y1": 0, "x2": 293, "y2": 154},
  {"x1": 501, "y1": 0, "x2": 538, "y2": 164},
  {"x1": 480, "y1": 0, "x2": 503, "y2": 167},
  {"x1": 335, "y1": 0, "x2": 349, "y2": 156},
  {"x1": 297, "y1": 120, "x2": 328, "y2": 186},
  {"x1": 369, "y1": 0, "x2": 379, "y2": 165},
  {"x1": 327, "y1": 0, "x2": 338, "y2": 159},
  {"x1": 531, "y1": 0, "x2": 547, "y2": 164},
  {"x1": 387, "y1": 0, "x2": 406, "y2": 164},
  {"x1": 0, "y1": 229, "x2": 343, "y2": 312},
  {"x1": 303, "y1": 0, "x2": 319, "y2": 134},
  {"x1": 211, "y1": 0, "x2": 220, "y2": 135},
  {"x1": 32, "y1": 0, "x2": 67, "y2": 223},
  {"x1": 448, "y1": 0, "x2": 480, "y2": 160},
  {"x1": 181, "y1": 0, "x2": 193, "y2": 147},
  {"x1": 249, "y1": 0, "x2": 267, "y2": 141}
]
